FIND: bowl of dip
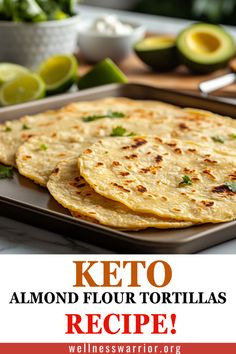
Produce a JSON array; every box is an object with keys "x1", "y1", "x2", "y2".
[{"x1": 77, "y1": 15, "x2": 146, "y2": 63}]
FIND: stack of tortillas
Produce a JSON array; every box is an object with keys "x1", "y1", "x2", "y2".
[{"x1": 1, "y1": 97, "x2": 236, "y2": 230}]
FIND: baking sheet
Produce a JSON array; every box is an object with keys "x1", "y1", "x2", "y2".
[{"x1": 0, "y1": 83, "x2": 236, "y2": 253}]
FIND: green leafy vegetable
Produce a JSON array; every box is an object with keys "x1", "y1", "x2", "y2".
[
  {"x1": 229, "y1": 134, "x2": 236, "y2": 139},
  {"x1": 22, "y1": 124, "x2": 30, "y2": 130},
  {"x1": 225, "y1": 182, "x2": 236, "y2": 192},
  {"x1": 110, "y1": 126, "x2": 136, "y2": 137},
  {"x1": 83, "y1": 111, "x2": 125, "y2": 122},
  {"x1": 39, "y1": 143, "x2": 48, "y2": 151},
  {"x1": 4, "y1": 126, "x2": 12, "y2": 132},
  {"x1": 59, "y1": 0, "x2": 77, "y2": 16},
  {"x1": 0, "y1": 0, "x2": 79, "y2": 22},
  {"x1": 36, "y1": 0, "x2": 68, "y2": 21},
  {"x1": 110, "y1": 126, "x2": 127, "y2": 136},
  {"x1": 107, "y1": 111, "x2": 125, "y2": 118},
  {"x1": 16, "y1": 0, "x2": 47, "y2": 22},
  {"x1": 211, "y1": 136, "x2": 225, "y2": 143},
  {"x1": 179, "y1": 175, "x2": 192, "y2": 187},
  {"x1": 0, "y1": 164, "x2": 13, "y2": 179}
]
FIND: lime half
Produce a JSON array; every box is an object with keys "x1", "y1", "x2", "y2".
[
  {"x1": 0, "y1": 73, "x2": 45, "y2": 106},
  {"x1": 0, "y1": 63, "x2": 29, "y2": 85},
  {"x1": 38, "y1": 54, "x2": 78, "y2": 95},
  {"x1": 78, "y1": 58, "x2": 128, "y2": 90}
]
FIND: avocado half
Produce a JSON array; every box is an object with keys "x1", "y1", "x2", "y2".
[
  {"x1": 134, "y1": 36, "x2": 179, "y2": 71},
  {"x1": 176, "y1": 23, "x2": 235, "y2": 74}
]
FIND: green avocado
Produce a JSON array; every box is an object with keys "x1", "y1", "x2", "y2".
[
  {"x1": 134, "y1": 36, "x2": 179, "y2": 71},
  {"x1": 176, "y1": 23, "x2": 235, "y2": 74}
]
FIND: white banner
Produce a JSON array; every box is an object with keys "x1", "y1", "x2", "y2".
[{"x1": 0, "y1": 255, "x2": 235, "y2": 343}]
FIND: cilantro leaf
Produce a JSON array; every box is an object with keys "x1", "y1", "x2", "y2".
[
  {"x1": 110, "y1": 126, "x2": 127, "y2": 136},
  {"x1": 212, "y1": 136, "x2": 225, "y2": 143},
  {"x1": 229, "y1": 134, "x2": 236, "y2": 139},
  {"x1": 0, "y1": 164, "x2": 13, "y2": 179},
  {"x1": 110, "y1": 126, "x2": 137, "y2": 137},
  {"x1": 39, "y1": 144, "x2": 48, "y2": 151},
  {"x1": 83, "y1": 114, "x2": 106, "y2": 122},
  {"x1": 22, "y1": 124, "x2": 30, "y2": 130},
  {"x1": 179, "y1": 175, "x2": 192, "y2": 187},
  {"x1": 4, "y1": 126, "x2": 12, "y2": 132},
  {"x1": 225, "y1": 182, "x2": 236, "y2": 192},
  {"x1": 83, "y1": 111, "x2": 125, "y2": 122},
  {"x1": 107, "y1": 111, "x2": 125, "y2": 118}
]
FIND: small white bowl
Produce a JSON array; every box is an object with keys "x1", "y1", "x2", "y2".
[
  {"x1": 77, "y1": 20, "x2": 145, "y2": 63},
  {"x1": 0, "y1": 15, "x2": 80, "y2": 68}
]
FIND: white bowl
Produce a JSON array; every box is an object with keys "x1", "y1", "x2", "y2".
[
  {"x1": 0, "y1": 15, "x2": 80, "y2": 68},
  {"x1": 77, "y1": 20, "x2": 145, "y2": 63}
]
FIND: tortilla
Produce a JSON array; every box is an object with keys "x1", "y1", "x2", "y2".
[
  {"x1": 47, "y1": 157, "x2": 193, "y2": 230},
  {"x1": 15, "y1": 113, "x2": 193, "y2": 186},
  {"x1": 2, "y1": 97, "x2": 236, "y2": 167},
  {"x1": 15, "y1": 100, "x2": 236, "y2": 188},
  {"x1": 16, "y1": 133, "x2": 92, "y2": 186},
  {"x1": 79, "y1": 136, "x2": 236, "y2": 223},
  {"x1": 0, "y1": 97, "x2": 182, "y2": 167},
  {"x1": 180, "y1": 107, "x2": 236, "y2": 152},
  {"x1": 14, "y1": 118, "x2": 169, "y2": 186}
]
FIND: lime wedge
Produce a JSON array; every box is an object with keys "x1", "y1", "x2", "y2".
[
  {"x1": 37, "y1": 54, "x2": 78, "y2": 95},
  {"x1": 78, "y1": 58, "x2": 128, "y2": 90},
  {"x1": 0, "y1": 63, "x2": 29, "y2": 85},
  {"x1": 0, "y1": 73, "x2": 45, "y2": 106}
]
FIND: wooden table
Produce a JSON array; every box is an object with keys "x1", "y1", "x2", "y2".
[{"x1": 78, "y1": 53, "x2": 236, "y2": 98}]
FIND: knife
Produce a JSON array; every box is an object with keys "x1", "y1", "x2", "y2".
[
  {"x1": 199, "y1": 72, "x2": 236, "y2": 95},
  {"x1": 199, "y1": 60, "x2": 236, "y2": 95}
]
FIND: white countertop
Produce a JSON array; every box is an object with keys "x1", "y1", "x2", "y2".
[{"x1": 0, "y1": 5, "x2": 236, "y2": 254}]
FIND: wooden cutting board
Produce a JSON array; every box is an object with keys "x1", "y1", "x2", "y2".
[{"x1": 77, "y1": 53, "x2": 236, "y2": 97}]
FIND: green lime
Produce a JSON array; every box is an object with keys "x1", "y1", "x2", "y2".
[
  {"x1": 134, "y1": 36, "x2": 179, "y2": 71},
  {"x1": 0, "y1": 63, "x2": 29, "y2": 85},
  {"x1": 78, "y1": 58, "x2": 128, "y2": 90},
  {"x1": 37, "y1": 54, "x2": 78, "y2": 95},
  {"x1": 0, "y1": 73, "x2": 45, "y2": 106}
]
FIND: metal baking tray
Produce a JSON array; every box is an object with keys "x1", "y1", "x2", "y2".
[{"x1": 0, "y1": 83, "x2": 236, "y2": 254}]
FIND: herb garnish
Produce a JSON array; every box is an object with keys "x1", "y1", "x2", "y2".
[
  {"x1": 39, "y1": 144, "x2": 48, "y2": 151},
  {"x1": 83, "y1": 111, "x2": 125, "y2": 122},
  {"x1": 4, "y1": 126, "x2": 12, "y2": 132},
  {"x1": 179, "y1": 175, "x2": 192, "y2": 187},
  {"x1": 0, "y1": 164, "x2": 13, "y2": 179},
  {"x1": 110, "y1": 126, "x2": 136, "y2": 137},
  {"x1": 211, "y1": 136, "x2": 225, "y2": 143},
  {"x1": 22, "y1": 124, "x2": 30, "y2": 130},
  {"x1": 225, "y1": 182, "x2": 236, "y2": 192},
  {"x1": 229, "y1": 134, "x2": 236, "y2": 139}
]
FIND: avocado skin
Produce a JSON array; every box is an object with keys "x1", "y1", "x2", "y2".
[
  {"x1": 176, "y1": 24, "x2": 235, "y2": 74},
  {"x1": 178, "y1": 52, "x2": 232, "y2": 74},
  {"x1": 135, "y1": 45, "x2": 179, "y2": 72}
]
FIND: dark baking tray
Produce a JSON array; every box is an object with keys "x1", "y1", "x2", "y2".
[{"x1": 0, "y1": 83, "x2": 236, "y2": 253}]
